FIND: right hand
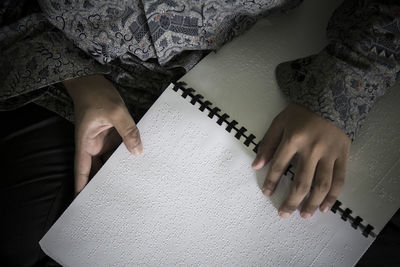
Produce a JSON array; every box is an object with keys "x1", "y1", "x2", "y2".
[
  {"x1": 252, "y1": 103, "x2": 350, "y2": 218},
  {"x1": 63, "y1": 74, "x2": 142, "y2": 195}
]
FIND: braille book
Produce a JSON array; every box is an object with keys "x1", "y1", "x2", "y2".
[{"x1": 40, "y1": 0, "x2": 400, "y2": 265}]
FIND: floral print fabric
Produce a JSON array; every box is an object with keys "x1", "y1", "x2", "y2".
[
  {"x1": 276, "y1": 0, "x2": 400, "y2": 140},
  {"x1": 0, "y1": 0, "x2": 399, "y2": 140}
]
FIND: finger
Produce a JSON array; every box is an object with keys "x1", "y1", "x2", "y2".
[
  {"x1": 320, "y1": 157, "x2": 346, "y2": 213},
  {"x1": 74, "y1": 149, "x2": 92, "y2": 196},
  {"x1": 262, "y1": 135, "x2": 297, "y2": 196},
  {"x1": 111, "y1": 106, "x2": 142, "y2": 155},
  {"x1": 252, "y1": 116, "x2": 283, "y2": 170},
  {"x1": 100, "y1": 128, "x2": 122, "y2": 163},
  {"x1": 84, "y1": 129, "x2": 111, "y2": 156},
  {"x1": 90, "y1": 156, "x2": 103, "y2": 178},
  {"x1": 300, "y1": 158, "x2": 334, "y2": 218},
  {"x1": 278, "y1": 155, "x2": 317, "y2": 218}
]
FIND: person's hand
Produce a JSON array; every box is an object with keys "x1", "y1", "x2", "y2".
[
  {"x1": 252, "y1": 103, "x2": 351, "y2": 219},
  {"x1": 63, "y1": 74, "x2": 143, "y2": 195}
]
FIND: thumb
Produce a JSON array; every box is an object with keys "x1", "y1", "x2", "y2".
[
  {"x1": 112, "y1": 106, "x2": 143, "y2": 155},
  {"x1": 74, "y1": 149, "x2": 92, "y2": 196}
]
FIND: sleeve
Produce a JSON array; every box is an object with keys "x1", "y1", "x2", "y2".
[
  {"x1": 0, "y1": 5, "x2": 110, "y2": 115},
  {"x1": 36, "y1": 0, "x2": 156, "y2": 64},
  {"x1": 275, "y1": 0, "x2": 400, "y2": 141}
]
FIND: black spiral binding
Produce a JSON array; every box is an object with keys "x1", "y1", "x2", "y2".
[
  {"x1": 173, "y1": 81, "x2": 258, "y2": 152},
  {"x1": 172, "y1": 81, "x2": 376, "y2": 238},
  {"x1": 331, "y1": 201, "x2": 376, "y2": 238}
]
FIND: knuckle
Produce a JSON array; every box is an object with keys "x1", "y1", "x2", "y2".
[
  {"x1": 334, "y1": 177, "x2": 345, "y2": 188},
  {"x1": 303, "y1": 204, "x2": 319, "y2": 213},
  {"x1": 324, "y1": 195, "x2": 337, "y2": 205},
  {"x1": 342, "y1": 147, "x2": 350, "y2": 159},
  {"x1": 270, "y1": 160, "x2": 284, "y2": 173},
  {"x1": 130, "y1": 125, "x2": 140, "y2": 137},
  {"x1": 263, "y1": 179, "x2": 276, "y2": 191},
  {"x1": 293, "y1": 181, "x2": 311, "y2": 195},
  {"x1": 310, "y1": 142, "x2": 324, "y2": 156},
  {"x1": 314, "y1": 181, "x2": 331, "y2": 193},
  {"x1": 285, "y1": 133, "x2": 303, "y2": 146},
  {"x1": 124, "y1": 126, "x2": 140, "y2": 142}
]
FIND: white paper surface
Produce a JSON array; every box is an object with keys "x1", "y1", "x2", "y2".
[
  {"x1": 40, "y1": 85, "x2": 373, "y2": 266},
  {"x1": 180, "y1": 0, "x2": 400, "y2": 233}
]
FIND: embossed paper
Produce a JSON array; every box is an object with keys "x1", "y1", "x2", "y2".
[{"x1": 40, "y1": 85, "x2": 372, "y2": 266}]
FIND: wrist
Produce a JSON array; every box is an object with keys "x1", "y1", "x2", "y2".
[{"x1": 62, "y1": 74, "x2": 105, "y2": 104}]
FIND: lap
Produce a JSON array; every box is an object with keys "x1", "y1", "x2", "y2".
[{"x1": 0, "y1": 103, "x2": 74, "y2": 266}]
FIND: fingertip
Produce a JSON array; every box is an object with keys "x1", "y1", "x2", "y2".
[
  {"x1": 278, "y1": 211, "x2": 291, "y2": 218},
  {"x1": 261, "y1": 187, "x2": 272, "y2": 196},
  {"x1": 128, "y1": 146, "x2": 141, "y2": 156},
  {"x1": 133, "y1": 144, "x2": 143, "y2": 155},
  {"x1": 128, "y1": 141, "x2": 143, "y2": 156},
  {"x1": 74, "y1": 184, "x2": 84, "y2": 198},
  {"x1": 124, "y1": 135, "x2": 143, "y2": 155},
  {"x1": 262, "y1": 179, "x2": 276, "y2": 197},
  {"x1": 119, "y1": 124, "x2": 142, "y2": 156},
  {"x1": 320, "y1": 204, "x2": 330, "y2": 213},
  {"x1": 251, "y1": 154, "x2": 260, "y2": 168},
  {"x1": 300, "y1": 212, "x2": 312, "y2": 219},
  {"x1": 251, "y1": 162, "x2": 260, "y2": 169},
  {"x1": 252, "y1": 157, "x2": 266, "y2": 170},
  {"x1": 320, "y1": 195, "x2": 336, "y2": 213}
]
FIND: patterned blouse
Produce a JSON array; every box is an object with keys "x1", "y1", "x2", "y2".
[{"x1": 0, "y1": 0, "x2": 399, "y2": 141}]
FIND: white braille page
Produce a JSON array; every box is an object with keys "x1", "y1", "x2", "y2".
[
  {"x1": 40, "y1": 85, "x2": 372, "y2": 266},
  {"x1": 180, "y1": 0, "x2": 400, "y2": 233}
]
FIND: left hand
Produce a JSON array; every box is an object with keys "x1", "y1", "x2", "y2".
[
  {"x1": 63, "y1": 74, "x2": 143, "y2": 195},
  {"x1": 252, "y1": 103, "x2": 351, "y2": 219}
]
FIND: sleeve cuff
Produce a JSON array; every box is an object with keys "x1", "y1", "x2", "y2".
[{"x1": 275, "y1": 48, "x2": 396, "y2": 142}]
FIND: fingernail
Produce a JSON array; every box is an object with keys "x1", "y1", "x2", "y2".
[
  {"x1": 301, "y1": 212, "x2": 312, "y2": 219},
  {"x1": 132, "y1": 146, "x2": 141, "y2": 155},
  {"x1": 262, "y1": 187, "x2": 272, "y2": 196},
  {"x1": 321, "y1": 205, "x2": 330, "y2": 213},
  {"x1": 252, "y1": 157, "x2": 260, "y2": 169},
  {"x1": 278, "y1": 211, "x2": 291, "y2": 218}
]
